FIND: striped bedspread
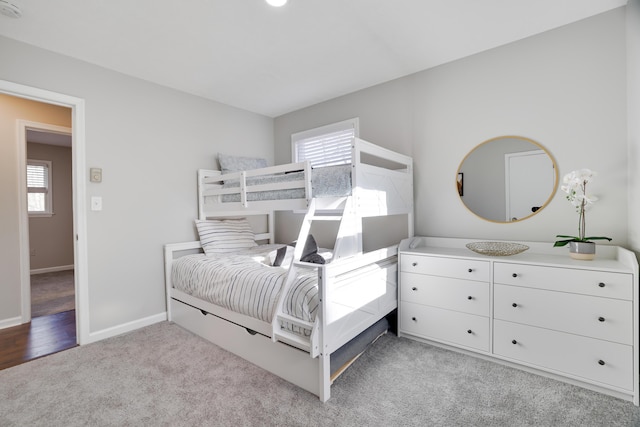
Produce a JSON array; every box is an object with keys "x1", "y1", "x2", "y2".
[{"x1": 171, "y1": 245, "x2": 320, "y2": 336}]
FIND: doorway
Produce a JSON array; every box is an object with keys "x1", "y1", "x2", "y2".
[
  {"x1": 0, "y1": 79, "x2": 89, "y2": 346},
  {"x1": 24, "y1": 126, "x2": 75, "y2": 320}
]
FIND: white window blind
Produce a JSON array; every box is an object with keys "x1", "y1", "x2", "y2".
[
  {"x1": 292, "y1": 118, "x2": 358, "y2": 168},
  {"x1": 27, "y1": 159, "x2": 52, "y2": 214}
]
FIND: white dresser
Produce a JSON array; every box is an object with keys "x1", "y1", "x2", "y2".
[{"x1": 398, "y1": 237, "x2": 639, "y2": 405}]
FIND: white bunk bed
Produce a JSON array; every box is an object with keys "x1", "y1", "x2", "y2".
[{"x1": 164, "y1": 138, "x2": 413, "y2": 401}]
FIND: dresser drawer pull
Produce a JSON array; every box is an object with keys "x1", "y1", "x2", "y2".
[
  {"x1": 598, "y1": 360, "x2": 606, "y2": 366},
  {"x1": 468, "y1": 268, "x2": 473, "y2": 273},
  {"x1": 411, "y1": 287, "x2": 417, "y2": 291},
  {"x1": 598, "y1": 282, "x2": 605, "y2": 288},
  {"x1": 467, "y1": 329, "x2": 473, "y2": 334},
  {"x1": 412, "y1": 262, "x2": 418, "y2": 267},
  {"x1": 598, "y1": 316, "x2": 605, "y2": 322},
  {"x1": 512, "y1": 303, "x2": 518, "y2": 308},
  {"x1": 511, "y1": 339, "x2": 518, "y2": 345},
  {"x1": 467, "y1": 296, "x2": 473, "y2": 300},
  {"x1": 411, "y1": 317, "x2": 417, "y2": 322},
  {"x1": 512, "y1": 273, "x2": 518, "y2": 278}
]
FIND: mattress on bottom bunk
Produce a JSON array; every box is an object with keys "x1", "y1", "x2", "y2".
[
  {"x1": 171, "y1": 245, "x2": 321, "y2": 337},
  {"x1": 221, "y1": 164, "x2": 351, "y2": 202}
]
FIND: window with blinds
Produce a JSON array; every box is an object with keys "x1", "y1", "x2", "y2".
[
  {"x1": 27, "y1": 159, "x2": 52, "y2": 215},
  {"x1": 292, "y1": 118, "x2": 359, "y2": 168}
]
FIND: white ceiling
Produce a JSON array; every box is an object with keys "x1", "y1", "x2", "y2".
[{"x1": 0, "y1": 0, "x2": 628, "y2": 117}]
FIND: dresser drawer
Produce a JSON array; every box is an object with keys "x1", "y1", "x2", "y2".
[
  {"x1": 494, "y1": 284, "x2": 632, "y2": 345},
  {"x1": 494, "y1": 320, "x2": 633, "y2": 391},
  {"x1": 400, "y1": 301, "x2": 490, "y2": 352},
  {"x1": 401, "y1": 272, "x2": 489, "y2": 316},
  {"x1": 400, "y1": 254, "x2": 490, "y2": 282},
  {"x1": 494, "y1": 263, "x2": 633, "y2": 300}
]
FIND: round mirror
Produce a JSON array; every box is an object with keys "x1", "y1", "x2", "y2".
[{"x1": 457, "y1": 136, "x2": 558, "y2": 223}]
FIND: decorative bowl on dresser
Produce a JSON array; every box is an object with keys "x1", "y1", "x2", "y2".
[{"x1": 398, "y1": 237, "x2": 639, "y2": 405}]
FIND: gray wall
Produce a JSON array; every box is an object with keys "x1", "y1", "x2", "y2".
[
  {"x1": 27, "y1": 142, "x2": 74, "y2": 271},
  {"x1": 628, "y1": 0, "x2": 640, "y2": 255},
  {"x1": 0, "y1": 36, "x2": 273, "y2": 333},
  {"x1": 275, "y1": 8, "x2": 629, "y2": 247}
]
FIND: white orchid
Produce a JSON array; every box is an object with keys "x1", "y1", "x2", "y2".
[
  {"x1": 554, "y1": 168, "x2": 611, "y2": 247},
  {"x1": 561, "y1": 169, "x2": 598, "y2": 209}
]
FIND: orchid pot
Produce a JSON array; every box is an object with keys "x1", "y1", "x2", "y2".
[{"x1": 568, "y1": 241, "x2": 596, "y2": 260}]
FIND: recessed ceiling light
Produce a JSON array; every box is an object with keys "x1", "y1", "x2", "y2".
[
  {"x1": 0, "y1": 0, "x2": 22, "y2": 18},
  {"x1": 266, "y1": 0, "x2": 287, "y2": 7}
]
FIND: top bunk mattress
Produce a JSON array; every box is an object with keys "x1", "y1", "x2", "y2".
[{"x1": 221, "y1": 164, "x2": 351, "y2": 202}]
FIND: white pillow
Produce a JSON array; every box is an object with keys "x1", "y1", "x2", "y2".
[{"x1": 195, "y1": 218, "x2": 257, "y2": 256}]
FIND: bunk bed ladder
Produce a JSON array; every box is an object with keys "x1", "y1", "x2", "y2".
[
  {"x1": 271, "y1": 271, "x2": 319, "y2": 353},
  {"x1": 271, "y1": 196, "x2": 362, "y2": 358},
  {"x1": 271, "y1": 197, "x2": 343, "y2": 354},
  {"x1": 272, "y1": 197, "x2": 323, "y2": 354}
]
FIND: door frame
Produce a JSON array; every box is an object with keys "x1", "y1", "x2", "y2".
[{"x1": 1, "y1": 79, "x2": 89, "y2": 345}]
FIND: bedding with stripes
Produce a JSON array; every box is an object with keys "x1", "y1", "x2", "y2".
[{"x1": 171, "y1": 245, "x2": 321, "y2": 336}]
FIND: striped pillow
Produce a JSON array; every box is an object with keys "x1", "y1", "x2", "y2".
[{"x1": 195, "y1": 218, "x2": 257, "y2": 255}]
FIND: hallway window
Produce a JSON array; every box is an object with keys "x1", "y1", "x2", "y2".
[{"x1": 27, "y1": 159, "x2": 53, "y2": 216}]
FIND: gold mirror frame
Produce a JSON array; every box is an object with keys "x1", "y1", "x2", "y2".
[{"x1": 457, "y1": 135, "x2": 559, "y2": 223}]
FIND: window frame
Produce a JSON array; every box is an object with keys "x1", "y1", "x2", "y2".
[
  {"x1": 27, "y1": 159, "x2": 53, "y2": 217},
  {"x1": 291, "y1": 118, "x2": 359, "y2": 168}
]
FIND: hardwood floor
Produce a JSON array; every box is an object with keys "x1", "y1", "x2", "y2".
[{"x1": 0, "y1": 310, "x2": 77, "y2": 371}]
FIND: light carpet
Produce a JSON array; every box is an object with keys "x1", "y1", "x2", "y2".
[{"x1": 1, "y1": 321, "x2": 639, "y2": 426}]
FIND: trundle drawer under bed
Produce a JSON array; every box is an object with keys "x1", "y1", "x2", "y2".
[{"x1": 171, "y1": 297, "x2": 320, "y2": 396}]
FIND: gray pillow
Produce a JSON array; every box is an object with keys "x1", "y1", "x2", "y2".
[
  {"x1": 300, "y1": 234, "x2": 325, "y2": 265},
  {"x1": 273, "y1": 235, "x2": 326, "y2": 266},
  {"x1": 273, "y1": 245, "x2": 289, "y2": 266},
  {"x1": 218, "y1": 153, "x2": 267, "y2": 173}
]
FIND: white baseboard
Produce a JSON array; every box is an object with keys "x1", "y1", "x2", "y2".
[
  {"x1": 0, "y1": 316, "x2": 23, "y2": 330},
  {"x1": 31, "y1": 265, "x2": 74, "y2": 275},
  {"x1": 84, "y1": 312, "x2": 167, "y2": 344}
]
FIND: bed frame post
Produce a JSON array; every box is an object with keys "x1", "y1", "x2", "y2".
[
  {"x1": 197, "y1": 169, "x2": 206, "y2": 220},
  {"x1": 319, "y1": 353, "x2": 330, "y2": 402},
  {"x1": 317, "y1": 266, "x2": 331, "y2": 402},
  {"x1": 267, "y1": 210, "x2": 275, "y2": 244},
  {"x1": 164, "y1": 244, "x2": 173, "y2": 321}
]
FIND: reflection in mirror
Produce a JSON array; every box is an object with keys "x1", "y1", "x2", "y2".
[{"x1": 457, "y1": 136, "x2": 558, "y2": 223}]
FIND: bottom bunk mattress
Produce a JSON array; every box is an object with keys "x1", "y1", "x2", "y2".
[{"x1": 171, "y1": 245, "x2": 321, "y2": 337}]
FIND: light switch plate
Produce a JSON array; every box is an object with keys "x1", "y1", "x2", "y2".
[
  {"x1": 90, "y1": 167, "x2": 102, "y2": 183},
  {"x1": 91, "y1": 196, "x2": 102, "y2": 211}
]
